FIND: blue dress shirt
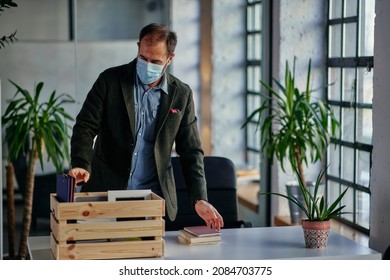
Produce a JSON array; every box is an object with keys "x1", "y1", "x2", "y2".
[{"x1": 127, "y1": 74, "x2": 168, "y2": 196}]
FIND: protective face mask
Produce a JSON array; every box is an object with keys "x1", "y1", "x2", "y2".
[{"x1": 136, "y1": 57, "x2": 166, "y2": 85}]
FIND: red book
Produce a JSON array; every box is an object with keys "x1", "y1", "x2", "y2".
[{"x1": 183, "y1": 225, "x2": 221, "y2": 237}]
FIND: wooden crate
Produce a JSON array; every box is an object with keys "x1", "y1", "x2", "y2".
[{"x1": 50, "y1": 191, "x2": 165, "y2": 260}]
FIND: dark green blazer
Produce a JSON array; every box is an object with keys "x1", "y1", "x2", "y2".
[{"x1": 70, "y1": 59, "x2": 208, "y2": 220}]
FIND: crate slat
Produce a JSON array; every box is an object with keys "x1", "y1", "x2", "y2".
[
  {"x1": 51, "y1": 235, "x2": 164, "y2": 260},
  {"x1": 50, "y1": 194, "x2": 165, "y2": 220},
  {"x1": 53, "y1": 219, "x2": 164, "y2": 241}
]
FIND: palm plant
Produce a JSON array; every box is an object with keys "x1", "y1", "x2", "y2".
[
  {"x1": 2, "y1": 80, "x2": 75, "y2": 259},
  {"x1": 242, "y1": 57, "x2": 339, "y2": 189}
]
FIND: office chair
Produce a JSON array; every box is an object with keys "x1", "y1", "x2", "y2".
[
  {"x1": 383, "y1": 245, "x2": 390, "y2": 260},
  {"x1": 165, "y1": 156, "x2": 252, "y2": 231}
]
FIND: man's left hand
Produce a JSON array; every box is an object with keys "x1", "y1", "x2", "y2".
[{"x1": 194, "y1": 200, "x2": 224, "y2": 231}]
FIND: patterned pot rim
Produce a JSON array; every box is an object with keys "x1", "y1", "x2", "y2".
[{"x1": 301, "y1": 219, "x2": 331, "y2": 230}]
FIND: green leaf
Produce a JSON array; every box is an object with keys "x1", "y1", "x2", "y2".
[
  {"x1": 242, "y1": 57, "x2": 340, "y2": 190},
  {"x1": 2, "y1": 80, "x2": 75, "y2": 173},
  {"x1": 260, "y1": 191, "x2": 311, "y2": 218}
]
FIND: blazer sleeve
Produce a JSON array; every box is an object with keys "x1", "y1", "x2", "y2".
[
  {"x1": 70, "y1": 73, "x2": 107, "y2": 173},
  {"x1": 174, "y1": 85, "x2": 208, "y2": 203}
]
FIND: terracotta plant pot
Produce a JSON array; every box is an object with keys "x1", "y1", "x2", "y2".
[{"x1": 301, "y1": 220, "x2": 331, "y2": 248}]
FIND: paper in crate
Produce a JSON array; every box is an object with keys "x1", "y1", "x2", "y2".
[{"x1": 50, "y1": 190, "x2": 165, "y2": 260}]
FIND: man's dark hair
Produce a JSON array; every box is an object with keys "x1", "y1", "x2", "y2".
[{"x1": 139, "y1": 23, "x2": 177, "y2": 55}]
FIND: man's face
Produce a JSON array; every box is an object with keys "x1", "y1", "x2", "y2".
[{"x1": 137, "y1": 35, "x2": 174, "y2": 66}]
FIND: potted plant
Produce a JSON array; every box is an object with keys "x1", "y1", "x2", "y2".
[
  {"x1": 261, "y1": 162, "x2": 349, "y2": 248},
  {"x1": 2, "y1": 80, "x2": 74, "y2": 259},
  {"x1": 242, "y1": 57, "x2": 339, "y2": 223}
]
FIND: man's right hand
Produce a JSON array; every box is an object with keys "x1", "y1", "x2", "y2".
[{"x1": 68, "y1": 167, "x2": 90, "y2": 185}]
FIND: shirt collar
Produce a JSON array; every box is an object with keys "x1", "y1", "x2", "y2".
[
  {"x1": 136, "y1": 73, "x2": 168, "y2": 95},
  {"x1": 159, "y1": 74, "x2": 169, "y2": 95}
]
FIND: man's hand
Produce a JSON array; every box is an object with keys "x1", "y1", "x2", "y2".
[
  {"x1": 68, "y1": 167, "x2": 90, "y2": 185},
  {"x1": 194, "y1": 200, "x2": 224, "y2": 231}
]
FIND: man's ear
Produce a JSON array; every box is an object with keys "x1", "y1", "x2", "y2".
[{"x1": 167, "y1": 53, "x2": 175, "y2": 65}]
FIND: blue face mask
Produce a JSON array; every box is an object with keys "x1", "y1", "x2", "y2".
[{"x1": 136, "y1": 57, "x2": 166, "y2": 85}]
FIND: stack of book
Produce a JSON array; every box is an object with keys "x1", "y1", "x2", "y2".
[{"x1": 178, "y1": 225, "x2": 221, "y2": 245}]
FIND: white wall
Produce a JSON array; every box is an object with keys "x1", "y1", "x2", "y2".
[{"x1": 370, "y1": 0, "x2": 390, "y2": 255}]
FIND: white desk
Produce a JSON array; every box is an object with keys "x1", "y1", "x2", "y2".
[{"x1": 28, "y1": 226, "x2": 381, "y2": 260}]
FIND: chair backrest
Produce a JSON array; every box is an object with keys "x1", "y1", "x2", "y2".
[{"x1": 165, "y1": 156, "x2": 241, "y2": 231}]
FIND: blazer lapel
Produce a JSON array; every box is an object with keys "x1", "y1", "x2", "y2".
[
  {"x1": 155, "y1": 75, "x2": 176, "y2": 135},
  {"x1": 121, "y1": 61, "x2": 136, "y2": 139}
]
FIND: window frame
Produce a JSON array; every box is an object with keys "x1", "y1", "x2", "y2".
[
  {"x1": 326, "y1": 0, "x2": 374, "y2": 234},
  {"x1": 244, "y1": 0, "x2": 272, "y2": 224}
]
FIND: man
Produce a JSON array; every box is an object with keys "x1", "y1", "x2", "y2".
[{"x1": 69, "y1": 23, "x2": 223, "y2": 230}]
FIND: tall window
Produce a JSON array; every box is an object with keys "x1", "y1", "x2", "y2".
[
  {"x1": 326, "y1": 0, "x2": 375, "y2": 234},
  {"x1": 245, "y1": 0, "x2": 270, "y2": 170},
  {"x1": 245, "y1": 0, "x2": 271, "y2": 224}
]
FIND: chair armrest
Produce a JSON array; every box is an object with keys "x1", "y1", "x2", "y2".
[{"x1": 239, "y1": 220, "x2": 253, "y2": 228}]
